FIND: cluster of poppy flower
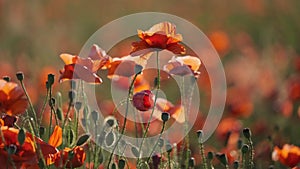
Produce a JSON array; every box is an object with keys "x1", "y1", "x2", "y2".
[{"x1": 1, "y1": 21, "x2": 300, "y2": 169}]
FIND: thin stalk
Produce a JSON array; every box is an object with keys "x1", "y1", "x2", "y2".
[
  {"x1": 107, "y1": 73, "x2": 139, "y2": 167},
  {"x1": 146, "y1": 121, "x2": 166, "y2": 162},
  {"x1": 138, "y1": 51, "x2": 160, "y2": 162},
  {"x1": 19, "y1": 80, "x2": 39, "y2": 136}
]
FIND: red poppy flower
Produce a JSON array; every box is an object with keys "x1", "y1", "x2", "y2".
[
  {"x1": 272, "y1": 144, "x2": 300, "y2": 168},
  {"x1": 54, "y1": 146, "x2": 86, "y2": 168},
  {"x1": 0, "y1": 126, "x2": 58, "y2": 168},
  {"x1": 130, "y1": 22, "x2": 186, "y2": 56},
  {"x1": 59, "y1": 44, "x2": 110, "y2": 84},
  {"x1": 132, "y1": 90, "x2": 154, "y2": 111},
  {"x1": 164, "y1": 55, "x2": 201, "y2": 77},
  {"x1": 0, "y1": 79, "x2": 28, "y2": 116}
]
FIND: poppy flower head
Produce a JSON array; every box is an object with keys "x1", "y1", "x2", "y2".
[
  {"x1": 131, "y1": 22, "x2": 186, "y2": 56},
  {"x1": 272, "y1": 144, "x2": 300, "y2": 168},
  {"x1": 59, "y1": 44, "x2": 111, "y2": 84},
  {"x1": 132, "y1": 90, "x2": 154, "y2": 111},
  {"x1": 164, "y1": 56, "x2": 201, "y2": 77},
  {"x1": 0, "y1": 79, "x2": 28, "y2": 116}
]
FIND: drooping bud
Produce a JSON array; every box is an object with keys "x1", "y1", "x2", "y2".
[{"x1": 132, "y1": 90, "x2": 154, "y2": 111}]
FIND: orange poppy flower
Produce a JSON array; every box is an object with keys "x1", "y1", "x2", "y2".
[
  {"x1": 0, "y1": 126, "x2": 58, "y2": 168},
  {"x1": 107, "y1": 53, "x2": 151, "y2": 79},
  {"x1": 0, "y1": 79, "x2": 28, "y2": 116},
  {"x1": 59, "y1": 44, "x2": 110, "y2": 84},
  {"x1": 48, "y1": 125, "x2": 62, "y2": 148},
  {"x1": 272, "y1": 144, "x2": 300, "y2": 168},
  {"x1": 164, "y1": 55, "x2": 201, "y2": 77},
  {"x1": 54, "y1": 146, "x2": 86, "y2": 168},
  {"x1": 130, "y1": 22, "x2": 186, "y2": 56}
]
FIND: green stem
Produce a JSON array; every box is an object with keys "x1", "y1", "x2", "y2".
[
  {"x1": 146, "y1": 121, "x2": 166, "y2": 163},
  {"x1": 138, "y1": 51, "x2": 160, "y2": 162},
  {"x1": 19, "y1": 80, "x2": 39, "y2": 136},
  {"x1": 107, "y1": 73, "x2": 139, "y2": 167}
]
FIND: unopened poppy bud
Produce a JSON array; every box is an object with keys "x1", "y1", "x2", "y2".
[
  {"x1": 118, "y1": 159, "x2": 126, "y2": 169},
  {"x1": 56, "y1": 108, "x2": 63, "y2": 121},
  {"x1": 216, "y1": 153, "x2": 228, "y2": 166},
  {"x1": 74, "y1": 102, "x2": 82, "y2": 111},
  {"x1": 18, "y1": 128, "x2": 25, "y2": 146},
  {"x1": 16, "y1": 72, "x2": 24, "y2": 81},
  {"x1": 47, "y1": 74, "x2": 55, "y2": 86},
  {"x1": 166, "y1": 143, "x2": 172, "y2": 153},
  {"x1": 2, "y1": 76, "x2": 10, "y2": 82},
  {"x1": 243, "y1": 128, "x2": 252, "y2": 139},
  {"x1": 189, "y1": 157, "x2": 195, "y2": 167},
  {"x1": 197, "y1": 130, "x2": 204, "y2": 143},
  {"x1": 207, "y1": 151, "x2": 214, "y2": 160},
  {"x1": 105, "y1": 131, "x2": 116, "y2": 147},
  {"x1": 134, "y1": 64, "x2": 143, "y2": 74},
  {"x1": 91, "y1": 110, "x2": 99, "y2": 123},
  {"x1": 132, "y1": 90, "x2": 154, "y2": 111},
  {"x1": 233, "y1": 160, "x2": 239, "y2": 169},
  {"x1": 161, "y1": 112, "x2": 170, "y2": 122},
  {"x1": 7, "y1": 144, "x2": 17, "y2": 155},
  {"x1": 131, "y1": 146, "x2": 140, "y2": 158},
  {"x1": 158, "y1": 138, "x2": 164, "y2": 147},
  {"x1": 241, "y1": 144, "x2": 249, "y2": 154}
]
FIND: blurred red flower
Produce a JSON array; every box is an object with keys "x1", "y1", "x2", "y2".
[
  {"x1": 272, "y1": 144, "x2": 300, "y2": 168},
  {"x1": 0, "y1": 79, "x2": 28, "y2": 116},
  {"x1": 130, "y1": 22, "x2": 186, "y2": 56},
  {"x1": 0, "y1": 126, "x2": 58, "y2": 168},
  {"x1": 208, "y1": 30, "x2": 230, "y2": 55}
]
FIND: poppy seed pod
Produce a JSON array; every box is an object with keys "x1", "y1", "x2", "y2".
[{"x1": 132, "y1": 90, "x2": 154, "y2": 111}]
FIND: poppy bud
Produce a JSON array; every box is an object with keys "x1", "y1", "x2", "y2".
[
  {"x1": 132, "y1": 90, "x2": 154, "y2": 111},
  {"x1": 242, "y1": 144, "x2": 249, "y2": 154},
  {"x1": 158, "y1": 138, "x2": 164, "y2": 147},
  {"x1": 161, "y1": 112, "x2": 170, "y2": 122},
  {"x1": 47, "y1": 74, "x2": 55, "y2": 86},
  {"x1": 216, "y1": 153, "x2": 228, "y2": 166},
  {"x1": 207, "y1": 151, "x2": 214, "y2": 160},
  {"x1": 189, "y1": 157, "x2": 195, "y2": 167},
  {"x1": 243, "y1": 128, "x2": 252, "y2": 139},
  {"x1": 233, "y1": 160, "x2": 239, "y2": 169},
  {"x1": 118, "y1": 159, "x2": 126, "y2": 169},
  {"x1": 18, "y1": 128, "x2": 25, "y2": 146},
  {"x1": 74, "y1": 102, "x2": 82, "y2": 111},
  {"x1": 131, "y1": 146, "x2": 140, "y2": 158},
  {"x1": 91, "y1": 110, "x2": 99, "y2": 123},
  {"x1": 16, "y1": 72, "x2": 24, "y2": 81},
  {"x1": 2, "y1": 76, "x2": 10, "y2": 82},
  {"x1": 166, "y1": 143, "x2": 172, "y2": 153}
]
